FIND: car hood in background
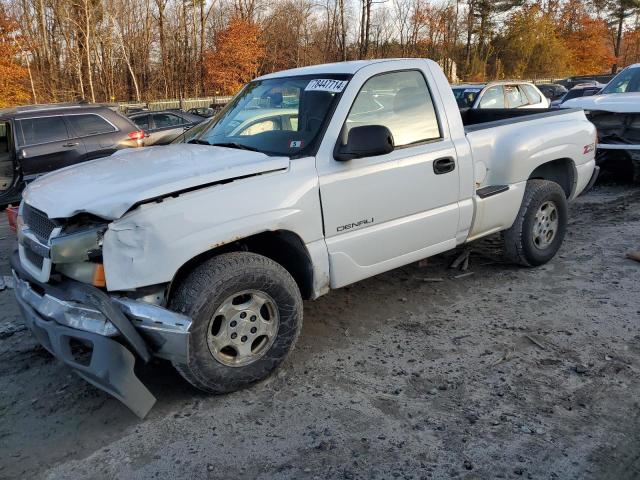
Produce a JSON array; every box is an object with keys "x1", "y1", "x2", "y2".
[
  {"x1": 23, "y1": 144, "x2": 289, "y2": 220},
  {"x1": 561, "y1": 92, "x2": 640, "y2": 113}
]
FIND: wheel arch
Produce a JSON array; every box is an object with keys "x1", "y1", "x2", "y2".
[
  {"x1": 528, "y1": 158, "x2": 576, "y2": 198},
  {"x1": 168, "y1": 230, "x2": 315, "y2": 301}
]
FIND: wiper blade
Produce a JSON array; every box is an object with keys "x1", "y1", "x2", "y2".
[
  {"x1": 187, "y1": 139, "x2": 211, "y2": 145},
  {"x1": 212, "y1": 142, "x2": 259, "y2": 152}
]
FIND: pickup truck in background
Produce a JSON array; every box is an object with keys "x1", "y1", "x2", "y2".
[
  {"x1": 452, "y1": 81, "x2": 549, "y2": 110},
  {"x1": 562, "y1": 63, "x2": 640, "y2": 182},
  {"x1": 12, "y1": 59, "x2": 597, "y2": 417}
]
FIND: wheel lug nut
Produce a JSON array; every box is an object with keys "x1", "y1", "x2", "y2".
[
  {"x1": 240, "y1": 312, "x2": 247, "y2": 319},
  {"x1": 250, "y1": 327, "x2": 257, "y2": 333},
  {"x1": 241, "y1": 335, "x2": 247, "y2": 342},
  {"x1": 230, "y1": 320, "x2": 237, "y2": 327},
  {"x1": 231, "y1": 332, "x2": 237, "y2": 339},
  {"x1": 250, "y1": 315, "x2": 257, "y2": 322}
]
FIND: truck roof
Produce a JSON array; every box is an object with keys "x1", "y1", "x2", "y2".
[
  {"x1": 256, "y1": 58, "x2": 433, "y2": 80},
  {"x1": 452, "y1": 80, "x2": 537, "y2": 89}
]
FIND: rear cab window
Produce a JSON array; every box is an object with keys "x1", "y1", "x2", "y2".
[
  {"x1": 522, "y1": 85, "x2": 542, "y2": 104},
  {"x1": 17, "y1": 116, "x2": 69, "y2": 146},
  {"x1": 66, "y1": 114, "x2": 117, "y2": 137},
  {"x1": 345, "y1": 70, "x2": 441, "y2": 147},
  {"x1": 505, "y1": 85, "x2": 528, "y2": 108},
  {"x1": 479, "y1": 86, "x2": 505, "y2": 108}
]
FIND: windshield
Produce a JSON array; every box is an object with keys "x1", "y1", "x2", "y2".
[
  {"x1": 182, "y1": 74, "x2": 350, "y2": 157},
  {"x1": 452, "y1": 87, "x2": 481, "y2": 108},
  {"x1": 601, "y1": 67, "x2": 640, "y2": 94}
]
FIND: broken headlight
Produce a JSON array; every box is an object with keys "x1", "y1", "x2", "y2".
[
  {"x1": 50, "y1": 225, "x2": 107, "y2": 287},
  {"x1": 50, "y1": 225, "x2": 104, "y2": 264}
]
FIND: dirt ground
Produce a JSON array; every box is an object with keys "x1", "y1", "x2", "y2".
[{"x1": 0, "y1": 184, "x2": 639, "y2": 480}]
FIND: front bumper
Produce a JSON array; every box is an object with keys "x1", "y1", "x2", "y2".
[{"x1": 11, "y1": 252, "x2": 192, "y2": 418}]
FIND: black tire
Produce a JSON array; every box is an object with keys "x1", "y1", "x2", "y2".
[
  {"x1": 503, "y1": 179, "x2": 568, "y2": 267},
  {"x1": 169, "y1": 252, "x2": 303, "y2": 393}
]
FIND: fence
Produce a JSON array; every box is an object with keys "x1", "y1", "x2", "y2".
[{"x1": 117, "y1": 96, "x2": 233, "y2": 113}]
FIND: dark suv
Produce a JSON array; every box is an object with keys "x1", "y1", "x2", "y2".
[{"x1": 0, "y1": 104, "x2": 144, "y2": 204}]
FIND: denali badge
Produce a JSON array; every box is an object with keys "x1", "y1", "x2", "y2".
[{"x1": 337, "y1": 218, "x2": 374, "y2": 232}]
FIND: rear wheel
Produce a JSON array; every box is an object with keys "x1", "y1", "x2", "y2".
[
  {"x1": 503, "y1": 179, "x2": 568, "y2": 266},
  {"x1": 170, "y1": 252, "x2": 303, "y2": 393}
]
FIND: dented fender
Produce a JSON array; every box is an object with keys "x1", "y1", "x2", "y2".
[{"x1": 102, "y1": 157, "x2": 330, "y2": 296}]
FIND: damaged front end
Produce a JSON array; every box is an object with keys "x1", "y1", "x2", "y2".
[
  {"x1": 12, "y1": 202, "x2": 192, "y2": 418},
  {"x1": 587, "y1": 110, "x2": 640, "y2": 181}
]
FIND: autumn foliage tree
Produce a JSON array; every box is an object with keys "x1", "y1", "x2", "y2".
[
  {"x1": 202, "y1": 17, "x2": 264, "y2": 95},
  {"x1": 492, "y1": 4, "x2": 571, "y2": 79},
  {"x1": 0, "y1": 8, "x2": 30, "y2": 107},
  {"x1": 560, "y1": 0, "x2": 616, "y2": 75}
]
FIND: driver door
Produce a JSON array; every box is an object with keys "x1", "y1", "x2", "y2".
[{"x1": 317, "y1": 69, "x2": 461, "y2": 288}]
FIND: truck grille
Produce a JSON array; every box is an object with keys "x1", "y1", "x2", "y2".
[
  {"x1": 24, "y1": 247, "x2": 44, "y2": 269},
  {"x1": 24, "y1": 204, "x2": 58, "y2": 242}
]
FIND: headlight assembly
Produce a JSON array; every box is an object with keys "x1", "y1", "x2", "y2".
[{"x1": 50, "y1": 226, "x2": 104, "y2": 264}]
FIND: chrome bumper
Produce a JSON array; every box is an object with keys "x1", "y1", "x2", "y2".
[
  {"x1": 13, "y1": 273, "x2": 192, "y2": 364},
  {"x1": 11, "y1": 254, "x2": 193, "y2": 418}
]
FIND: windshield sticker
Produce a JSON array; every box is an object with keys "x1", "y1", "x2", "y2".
[
  {"x1": 464, "y1": 88, "x2": 482, "y2": 93},
  {"x1": 289, "y1": 140, "x2": 304, "y2": 148},
  {"x1": 305, "y1": 79, "x2": 348, "y2": 93}
]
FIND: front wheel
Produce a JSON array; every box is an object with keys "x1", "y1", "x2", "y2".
[
  {"x1": 503, "y1": 179, "x2": 568, "y2": 266},
  {"x1": 170, "y1": 252, "x2": 303, "y2": 393}
]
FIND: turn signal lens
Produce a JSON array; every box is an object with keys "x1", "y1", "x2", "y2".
[{"x1": 92, "y1": 264, "x2": 106, "y2": 287}]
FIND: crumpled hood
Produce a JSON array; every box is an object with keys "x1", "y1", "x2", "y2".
[
  {"x1": 23, "y1": 144, "x2": 289, "y2": 220},
  {"x1": 562, "y1": 92, "x2": 640, "y2": 113}
]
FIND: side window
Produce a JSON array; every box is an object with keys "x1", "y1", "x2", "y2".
[
  {"x1": 521, "y1": 85, "x2": 541, "y2": 104},
  {"x1": 0, "y1": 122, "x2": 9, "y2": 154},
  {"x1": 478, "y1": 86, "x2": 505, "y2": 108},
  {"x1": 505, "y1": 85, "x2": 528, "y2": 108},
  {"x1": 18, "y1": 116, "x2": 68, "y2": 146},
  {"x1": 132, "y1": 115, "x2": 150, "y2": 130},
  {"x1": 66, "y1": 114, "x2": 116, "y2": 137},
  {"x1": 238, "y1": 117, "x2": 282, "y2": 136},
  {"x1": 153, "y1": 113, "x2": 184, "y2": 129},
  {"x1": 345, "y1": 70, "x2": 440, "y2": 147}
]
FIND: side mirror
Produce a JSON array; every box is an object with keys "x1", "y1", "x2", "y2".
[{"x1": 335, "y1": 125, "x2": 394, "y2": 161}]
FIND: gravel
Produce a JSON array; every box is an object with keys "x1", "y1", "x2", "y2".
[{"x1": 0, "y1": 184, "x2": 639, "y2": 479}]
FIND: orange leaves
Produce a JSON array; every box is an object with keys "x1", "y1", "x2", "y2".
[
  {"x1": 202, "y1": 17, "x2": 264, "y2": 96},
  {"x1": 0, "y1": 8, "x2": 30, "y2": 107},
  {"x1": 559, "y1": 1, "x2": 615, "y2": 75}
]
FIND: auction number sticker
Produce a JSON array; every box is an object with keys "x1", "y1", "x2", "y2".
[{"x1": 305, "y1": 79, "x2": 348, "y2": 93}]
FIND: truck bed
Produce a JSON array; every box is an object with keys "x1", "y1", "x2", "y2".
[{"x1": 462, "y1": 108, "x2": 581, "y2": 132}]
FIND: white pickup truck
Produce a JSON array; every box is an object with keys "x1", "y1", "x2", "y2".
[{"x1": 12, "y1": 59, "x2": 598, "y2": 417}]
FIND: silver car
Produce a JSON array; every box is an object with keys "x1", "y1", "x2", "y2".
[{"x1": 128, "y1": 110, "x2": 205, "y2": 145}]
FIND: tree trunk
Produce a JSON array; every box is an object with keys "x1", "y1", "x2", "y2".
[
  {"x1": 612, "y1": 7, "x2": 625, "y2": 74},
  {"x1": 84, "y1": 0, "x2": 95, "y2": 102}
]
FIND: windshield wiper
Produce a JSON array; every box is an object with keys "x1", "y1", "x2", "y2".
[
  {"x1": 212, "y1": 142, "x2": 260, "y2": 152},
  {"x1": 187, "y1": 139, "x2": 211, "y2": 145}
]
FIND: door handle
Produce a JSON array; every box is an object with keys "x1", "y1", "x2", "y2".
[
  {"x1": 433, "y1": 156, "x2": 456, "y2": 175},
  {"x1": 63, "y1": 142, "x2": 79, "y2": 147}
]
